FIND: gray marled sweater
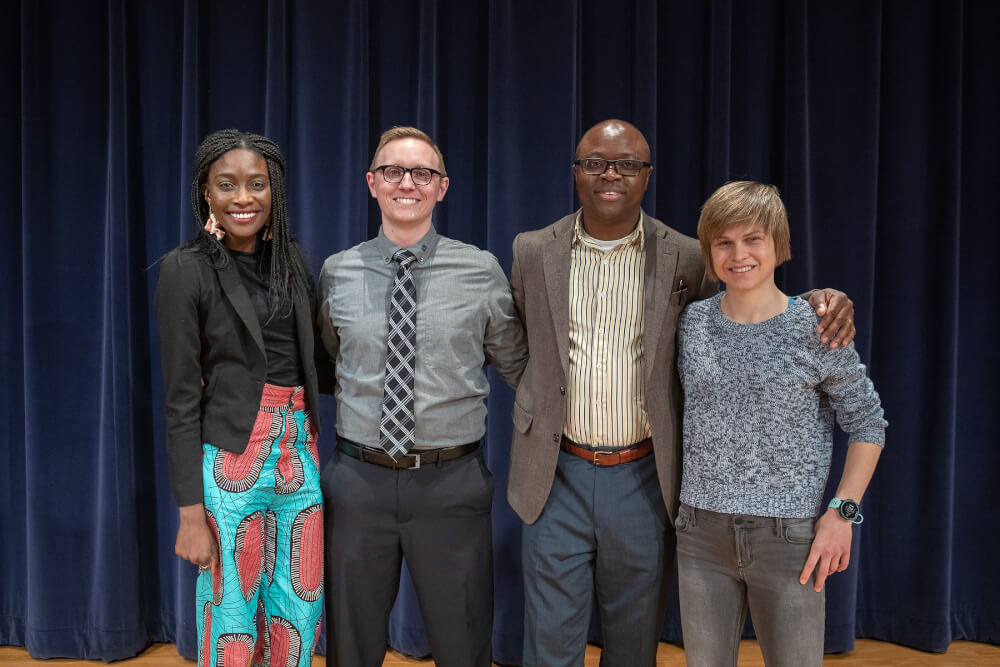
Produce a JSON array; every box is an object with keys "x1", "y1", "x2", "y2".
[{"x1": 677, "y1": 293, "x2": 886, "y2": 518}]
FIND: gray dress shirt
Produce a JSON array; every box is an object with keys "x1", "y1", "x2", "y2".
[{"x1": 318, "y1": 226, "x2": 527, "y2": 449}]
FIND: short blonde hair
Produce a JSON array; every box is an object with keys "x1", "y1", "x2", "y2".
[
  {"x1": 368, "y1": 126, "x2": 447, "y2": 176},
  {"x1": 697, "y1": 181, "x2": 791, "y2": 282}
]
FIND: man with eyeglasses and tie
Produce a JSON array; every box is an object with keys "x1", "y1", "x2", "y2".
[
  {"x1": 506, "y1": 119, "x2": 857, "y2": 665},
  {"x1": 316, "y1": 126, "x2": 526, "y2": 667}
]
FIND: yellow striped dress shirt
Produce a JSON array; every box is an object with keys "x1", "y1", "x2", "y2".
[{"x1": 563, "y1": 214, "x2": 651, "y2": 448}]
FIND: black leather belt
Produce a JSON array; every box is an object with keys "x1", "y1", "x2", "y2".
[{"x1": 337, "y1": 438, "x2": 479, "y2": 470}]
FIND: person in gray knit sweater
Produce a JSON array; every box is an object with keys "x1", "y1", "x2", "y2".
[{"x1": 675, "y1": 181, "x2": 887, "y2": 667}]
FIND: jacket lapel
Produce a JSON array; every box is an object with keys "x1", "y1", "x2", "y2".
[
  {"x1": 542, "y1": 214, "x2": 575, "y2": 378},
  {"x1": 217, "y1": 259, "x2": 266, "y2": 358},
  {"x1": 642, "y1": 214, "x2": 678, "y2": 380}
]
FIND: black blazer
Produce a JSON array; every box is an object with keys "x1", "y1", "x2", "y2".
[{"x1": 155, "y1": 244, "x2": 328, "y2": 506}]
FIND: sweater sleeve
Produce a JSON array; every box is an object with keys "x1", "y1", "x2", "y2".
[{"x1": 817, "y1": 341, "x2": 887, "y2": 447}]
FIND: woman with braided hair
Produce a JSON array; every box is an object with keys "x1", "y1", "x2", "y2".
[{"x1": 156, "y1": 129, "x2": 327, "y2": 666}]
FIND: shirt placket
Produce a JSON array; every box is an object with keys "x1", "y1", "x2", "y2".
[{"x1": 590, "y1": 247, "x2": 616, "y2": 444}]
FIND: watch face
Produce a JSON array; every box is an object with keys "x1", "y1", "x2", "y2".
[{"x1": 839, "y1": 500, "x2": 859, "y2": 520}]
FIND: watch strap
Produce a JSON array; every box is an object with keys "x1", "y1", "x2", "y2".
[{"x1": 828, "y1": 497, "x2": 864, "y2": 524}]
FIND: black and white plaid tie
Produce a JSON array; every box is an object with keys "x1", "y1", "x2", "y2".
[{"x1": 379, "y1": 248, "x2": 418, "y2": 461}]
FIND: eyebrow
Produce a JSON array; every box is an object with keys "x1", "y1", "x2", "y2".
[
  {"x1": 581, "y1": 153, "x2": 642, "y2": 159},
  {"x1": 212, "y1": 172, "x2": 268, "y2": 180},
  {"x1": 382, "y1": 164, "x2": 436, "y2": 169},
  {"x1": 581, "y1": 155, "x2": 652, "y2": 164},
  {"x1": 717, "y1": 227, "x2": 766, "y2": 240}
]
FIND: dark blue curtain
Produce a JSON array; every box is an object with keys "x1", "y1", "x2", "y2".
[{"x1": 2, "y1": 0, "x2": 998, "y2": 662}]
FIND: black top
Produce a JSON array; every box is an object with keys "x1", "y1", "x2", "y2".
[{"x1": 229, "y1": 248, "x2": 304, "y2": 386}]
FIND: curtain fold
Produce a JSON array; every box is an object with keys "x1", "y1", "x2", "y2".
[{"x1": 3, "y1": 0, "x2": 998, "y2": 662}]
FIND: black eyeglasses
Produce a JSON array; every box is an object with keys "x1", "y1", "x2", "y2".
[
  {"x1": 374, "y1": 165, "x2": 443, "y2": 186},
  {"x1": 573, "y1": 158, "x2": 652, "y2": 176}
]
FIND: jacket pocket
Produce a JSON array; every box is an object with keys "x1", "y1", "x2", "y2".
[{"x1": 512, "y1": 401, "x2": 533, "y2": 434}]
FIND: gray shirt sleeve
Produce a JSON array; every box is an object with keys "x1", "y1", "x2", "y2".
[
  {"x1": 482, "y1": 255, "x2": 527, "y2": 389},
  {"x1": 317, "y1": 255, "x2": 340, "y2": 380}
]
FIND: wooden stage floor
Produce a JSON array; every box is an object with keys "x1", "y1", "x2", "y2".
[{"x1": 2, "y1": 640, "x2": 999, "y2": 666}]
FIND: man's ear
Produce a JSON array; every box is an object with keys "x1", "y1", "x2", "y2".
[{"x1": 436, "y1": 176, "x2": 450, "y2": 202}]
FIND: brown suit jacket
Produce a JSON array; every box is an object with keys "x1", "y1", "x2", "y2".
[{"x1": 507, "y1": 210, "x2": 716, "y2": 525}]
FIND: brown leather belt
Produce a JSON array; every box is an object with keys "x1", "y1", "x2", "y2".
[
  {"x1": 337, "y1": 438, "x2": 479, "y2": 470},
  {"x1": 560, "y1": 435, "x2": 653, "y2": 466}
]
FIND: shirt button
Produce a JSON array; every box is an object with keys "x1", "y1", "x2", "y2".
[
  {"x1": 559, "y1": 385, "x2": 566, "y2": 395},
  {"x1": 552, "y1": 434, "x2": 560, "y2": 443}
]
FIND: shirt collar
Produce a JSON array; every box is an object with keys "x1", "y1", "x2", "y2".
[
  {"x1": 375, "y1": 225, "x2": 439, "y2": 265},
  {"x1": 572, "y1": 210, "x2": 645, "y2": 251}
]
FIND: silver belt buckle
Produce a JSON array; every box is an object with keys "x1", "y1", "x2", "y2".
[{"x1": 410, "y1": 452, "x2": 421, "y2": 469}]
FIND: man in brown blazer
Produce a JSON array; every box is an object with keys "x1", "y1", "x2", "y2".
[{"x1": 507, "y1": 119, "x2": 855, "y2": 666}]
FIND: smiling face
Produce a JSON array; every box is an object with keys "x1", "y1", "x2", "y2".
[
  {"x1": 696, "y1": 181, "x2": 791, "y2": 283},
  {"x1": 573, "y1": 120, "x2": 652, "y2": 239},
  {"x1": 202, "y1": 148, "x2": 271, "y2": 253},
  {"x1": 709, "y1": 222, "x2": 778, "y2": 294},
  {"x1": 366, "y1": 137, "x2": 449, "y2": 235}
]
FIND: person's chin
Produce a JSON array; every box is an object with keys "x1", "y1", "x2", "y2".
[{"x1": 585, "y1": 199, "x2": 626, "y2": 217}]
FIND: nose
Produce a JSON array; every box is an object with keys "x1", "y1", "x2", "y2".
[
  {"x1": 397, "y1": 171, "x2": 417, "y2": 189},
  {"x1": 234, "y1": 185, "x2": 253, "y2": 204},
  {"x1": 600, "y1": 162, "x2": 623, "y2": 180}
]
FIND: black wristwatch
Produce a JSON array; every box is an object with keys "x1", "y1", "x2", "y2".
[{"x1": 828, "y1": 498, "x2": 863, "y2": 524}]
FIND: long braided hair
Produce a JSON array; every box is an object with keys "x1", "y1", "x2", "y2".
[{"x1": 187, "y1": 129, "x2": 311, "y2": 320}]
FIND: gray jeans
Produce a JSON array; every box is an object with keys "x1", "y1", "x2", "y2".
[{"x1": 675, "y1": 503, "x2": 824, "y2": 667}]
